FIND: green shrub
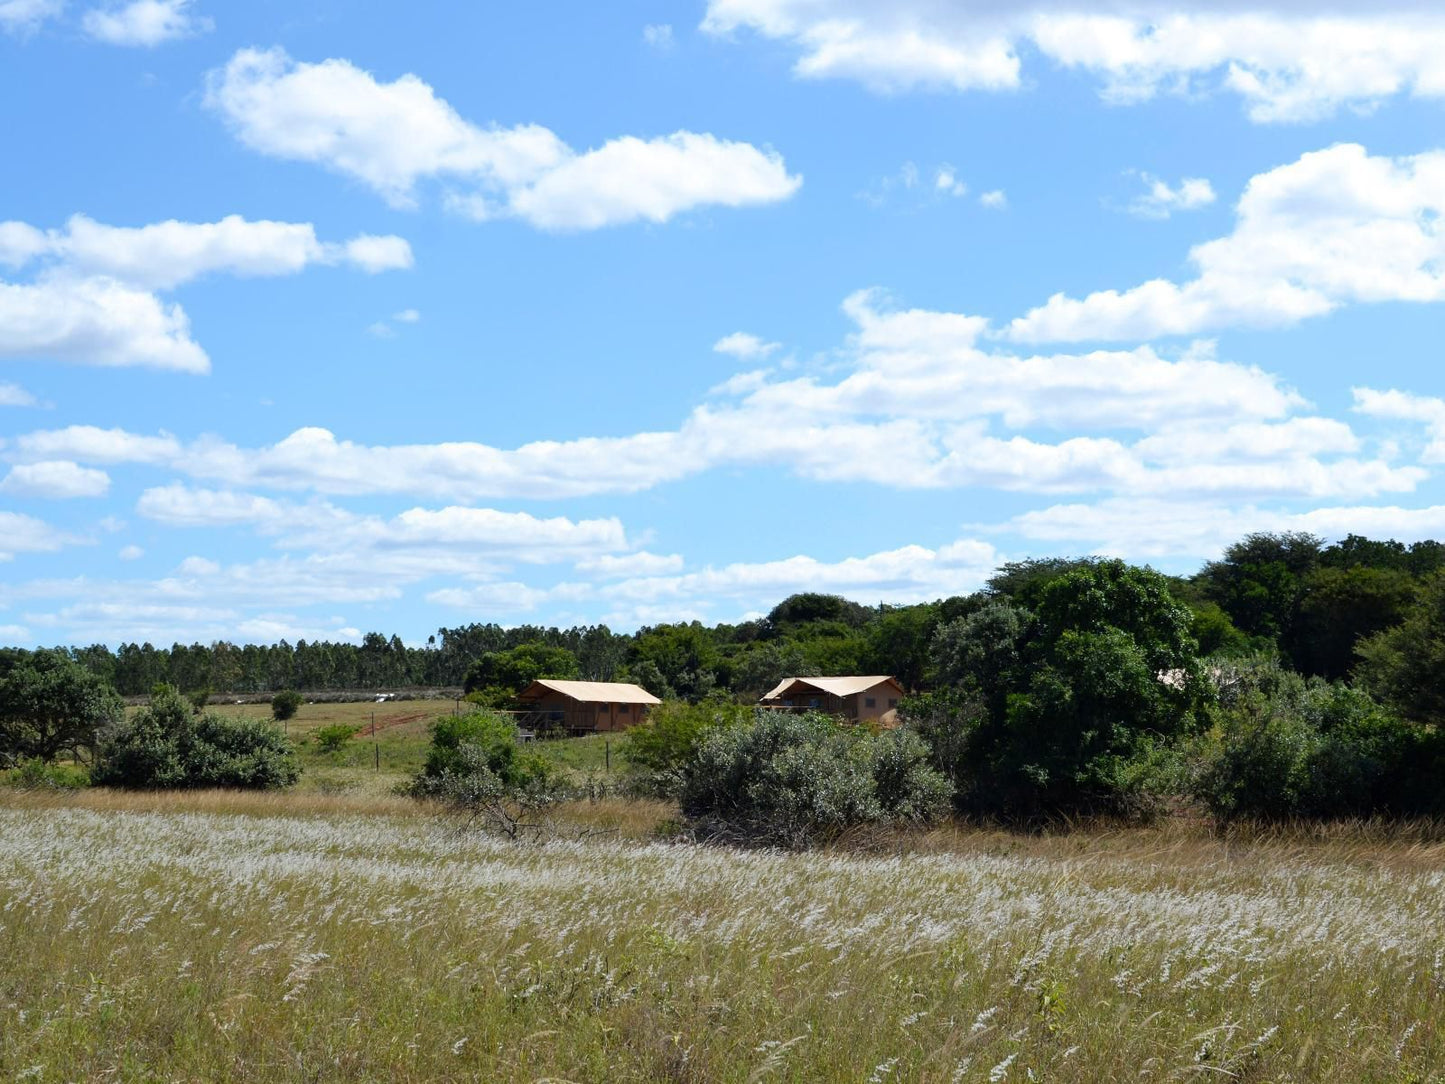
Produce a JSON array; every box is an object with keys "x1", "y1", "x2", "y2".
[
  {"x1": 186, "y1": 688, "x2": 211, "y2": 713},
  {"x1": 6, "y1": 757, "x2": 88, "y2": 790},
  {"x1": 623, "y1": 698, "x2": 751, "y2": 797},
  {"x1": 680, "y1": 711, "x2": 951, "y2": 847},
  {"x1": 408, "y1": 711, "x2": 558, "y2": 836},
  {"x1": 1193, "y1": 658, "x2": 1441, "y2": 820},
  {"x1": 271, "y1": 690, "x2": 303, "y2": 722},
  {"x1": 314, "y1": 723, "x2": 361, "y2": 753},
  {"x1": 94, "y1": 687, "x2": 299, "y2": 790}
]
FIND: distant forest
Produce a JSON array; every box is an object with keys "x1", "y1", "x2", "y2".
[{"x1": 13, "y1": 531, "x2": 1445, "y2": 701}]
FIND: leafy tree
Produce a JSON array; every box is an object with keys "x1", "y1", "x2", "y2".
[
  {"x1": 1294, "y1": 565, "x2": 1417, "y2": 680},
  {"x1": 730, "y1": 641, "x2": 817, "y2": 700},
  {"x1": 0, "y1": 649, "x2": 123, "y2": 765},
  {"x1": 1197, "y1": 531, "x2": 1323, "y2": 655},
  {"x1": 463, "y1": 643, "x2": 579, "y2": 699},
  {"x1": 1195, "y1": 658, "x2": 1441, "y2": 819},
  {"x1": 938, "y1": 561, "x2": 1210, "y2": 817},
  {"x1": 408, "y1": 712, "x2": 557, "y2": 835},
  {"x1": 862, "y1": 604, "x2": 939, "y2": 691},
  {"x1": 628, "y1": 624, "x2": 719, "y2": 702},
  {"x1": 1356, "y1": 574, "x2": 1445, "y2": 725},
  {"x1": 930, "y1": 600, "x2": 1031, "y2": 719},
  {"x1": 271, "y1": 690, "x2": 303, "y2": 721},
  {"x1": 986, "y1": 558, "x2": 1098, "y2": 610},
  {"x1": 95, "y1": 686, "x2": 298, "y2": 789},
  {"x1": 764, "y1": 593, "x2": 875, "y2": 632},
  {"x1": 1185, "y1": 601, "x2": 1253, "y2": 658}
]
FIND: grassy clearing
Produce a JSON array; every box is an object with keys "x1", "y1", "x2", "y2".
[
  {"x1": 192, "y1": 702, "x2": 628, "y2": 794},
  {"x1": 1, "y1": 794, "x2": 1442, "y2": 1082}
]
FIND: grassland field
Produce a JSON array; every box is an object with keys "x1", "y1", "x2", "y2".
[
  {"x1": 2, "y1": 701, "x2": 1444, "y2": 1081},
  {"x1": 194, "y1": 698, "x2": 629, "y2": 794}
]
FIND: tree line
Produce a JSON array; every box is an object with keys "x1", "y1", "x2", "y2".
[{"x1": 12, "y1": 530, "x2": 1445, "y2": 705}]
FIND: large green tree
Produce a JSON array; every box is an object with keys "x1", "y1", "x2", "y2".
[
  {"x1": 463, "y1": 643, "x2": 580, "y2": 698},
  {"x1": 0, "y1": 649, "x2": 123, "y2": 764},
  {"x1": 927, "y1": 560, "x2": 1211, "y2": 816}
]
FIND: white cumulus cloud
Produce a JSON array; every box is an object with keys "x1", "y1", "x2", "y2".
[
  {"x1": 713, "y1": 331, "x2": 781, "y2": 360},
  {"x1": 1126, "y1": 173, "x2": 1216, "y2": 219},
  {"x1": 703, "y1": 1, "x2": 1445, "y2": 122},
  {"x1": 0, "y1": 461, "x2": 111, "y2": 499},
  {"x1": 1009, "y1": 144, "x2": 1445, "y2": 342},
  {"x1": 81, "y1": 0, "x2": 210, "y2": 46},
  {"x1": 0, "y1": 214, "x2": 411, "y2": 371},
  {"x1": 205, "y1": 47, "x2": 801, "y2": 229}
]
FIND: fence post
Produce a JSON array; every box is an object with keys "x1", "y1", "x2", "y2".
[{"x1": 373, "y1": 711, "x2": 379, "y2": 771}]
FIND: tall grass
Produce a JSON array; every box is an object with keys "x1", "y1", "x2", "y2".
[{"x1": 1, "y1": 795, "x2": 1441, "y2": 1081}]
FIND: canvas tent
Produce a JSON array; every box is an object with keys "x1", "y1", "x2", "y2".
[
  {"x1": 515, "y1": 679, "x2": 661, "y2": 733},
  {"x1": 758, "y1": 675, "x2": 905, "y2": 725}
]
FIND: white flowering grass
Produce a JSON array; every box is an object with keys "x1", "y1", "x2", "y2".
[{"x1": 0, "y1": 795, "x2": 1441, "y2": 1081}]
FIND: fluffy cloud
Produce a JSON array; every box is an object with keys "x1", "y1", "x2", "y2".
[
  {"x1": 81, "y1": 0, "x2": 210, "y2": 46},
  {"x1": 0, "y1": 461, "x2": 111, "y2": 499},
  {"x1": 713, "y1": 331, "x2": 780, "y2": 360},
  {"x1": 998, "y1": 497, "x2": 1445, "y2": 559},
  {"x1": 1353, "y1": 387, "x2": 1445, "y2": 462},
  {"x1": 0, "y1": 276, "x2": 208, "y2": 372},
  {"x1": 0, "y1": 382, "x2": 36, "y2": 406},
  {"x1": 1127, "y1": 173, "x2": 1215, "y2": 219},
  {"x1": 0, "y1": 214, "x2": 411, "y2": 290},
  {"x1": 0, "y1": 0, "x2": 61, "y2": 35},
  {"x1": 594, "y1": 538, "x2": 1001, "y2": 624},
  {"x1": 1010, "y1": 144, "x2": 1445, "y2": 342},
  {"x1": 206, "y1": 47, "x2": 801, "y2": 228},
  {"x1": 13, "y1": 287, "x2": 1412, "y2": 504},
  {"x1": 135, "y1": 484, "x2": 632, "y2": 565},
  {"x1": 703, "y1": 2, "x2": 1445, "y2": 122},
  {"x1": 0, "y1": 214, "x2": 411, "y2": 371},
  {"x1": 0, "y1": 512, "x2": 87, "y2": 561}
]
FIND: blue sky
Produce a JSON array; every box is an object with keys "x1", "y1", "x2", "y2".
[{"x1": 4, "y1": 0, "x2": 1445, "y2": 646}]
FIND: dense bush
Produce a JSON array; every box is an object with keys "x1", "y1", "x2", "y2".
[
  {"x1": 94, "y1": 687, "x2": 299, "y2": 790},
  {"x1": 1193, "y1": 658, "x2": 1442, "y2": 820},
  {"x1": 314, "y1": 723, "x2": 360, "y2": 753},
  {"x1": 623, "y1": 698, "x2": 752, "y2": 797},
  {"x1": 680, "y1": 711, "x2": 950, "y2": 847},
  {"x1": 411, "y1": 712, "x2": 553, "y2": 794},
  {"x1": 408, "y1": 711, "x2": 558, "y2": 835},
  {"x1": 271, "y1": 690, "x2": 303, "y2": 721}
]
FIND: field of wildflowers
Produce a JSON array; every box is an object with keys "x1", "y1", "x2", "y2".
[{"x1": 1, "y1": 794, "x2": 1441, "y2": 1081}]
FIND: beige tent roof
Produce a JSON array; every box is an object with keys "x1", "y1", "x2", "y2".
[
  {"x1": 760, "y1": 675, "x2": 902, "y2": 701},
  {"x1": 518, "y1": 679, "x2": 661, "y2": 705}
]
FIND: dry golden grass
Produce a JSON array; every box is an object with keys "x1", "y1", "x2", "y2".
[{"x1": 2, "y1": 792, "x2": 1442, "y2": 1081}]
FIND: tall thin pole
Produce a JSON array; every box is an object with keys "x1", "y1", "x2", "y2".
[{"x1": 372, "y1": 711, "x2": 379, "y2": 771}]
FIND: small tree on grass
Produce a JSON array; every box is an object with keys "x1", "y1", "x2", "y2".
[
  {"x1": 271, "y1": 690, "x2": 303, "y2": 722},
  {"x1": 408, "y1": 711, "x2": 558, "y2": 838},
  {"x1": 94, "y1": 686, "x2": 299, "y2": 790}
]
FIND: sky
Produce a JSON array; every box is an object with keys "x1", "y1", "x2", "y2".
[{"x1": 4, "y1": 0, "x2": 1445, "y2": 648}]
